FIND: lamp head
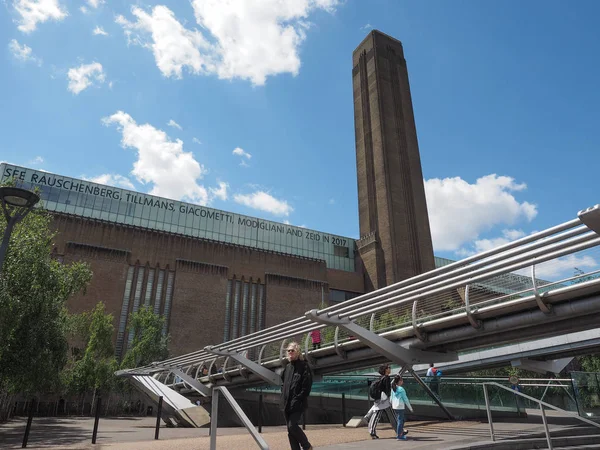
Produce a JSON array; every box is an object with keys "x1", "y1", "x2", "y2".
[{"x1": 0, "y1": 187, "x2": 40, "y2": 208}]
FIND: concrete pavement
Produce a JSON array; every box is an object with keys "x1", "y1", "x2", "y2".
[{"x1": 0, "y1": 416, "x2": 577, "y2": 449}]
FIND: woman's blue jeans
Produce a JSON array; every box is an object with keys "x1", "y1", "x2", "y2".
[{"x1": 394, "y1": 409, "x2": 405, "y2": 438}]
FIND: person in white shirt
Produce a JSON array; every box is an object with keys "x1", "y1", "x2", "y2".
[{"x1": 426, "y1": 363, "x2": 437, "y2": 377}]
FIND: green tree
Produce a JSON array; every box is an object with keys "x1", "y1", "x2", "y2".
[
  {"x1": 0, "y1": 204, "x2": 92, "y2": 396},
  {"x1": 578, "y1": 355, "x2": 600, "y2": 373},
  {"x1": 120, "y1": 306, "x2": 170, "y2": 369},
  {"x1": 64, "y1": 302, "x2": 118, "y2": 411}
]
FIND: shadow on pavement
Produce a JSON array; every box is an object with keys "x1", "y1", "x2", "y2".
[{"x1": 0, "y1": 417, "x2": 146, "y2": 449}]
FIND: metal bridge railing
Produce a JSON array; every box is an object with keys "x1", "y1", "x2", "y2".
[
  {"x1": 482, "y1": 381, "x2": 600, "y2": 449},
  {"x1": 210, "y1": 386, "x2": 268, "y2": 450},
  {"x1": 120, "y1": 206, "x2": 600, "y2": 390}
]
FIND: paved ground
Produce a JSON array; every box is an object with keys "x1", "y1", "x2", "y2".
[{"x1": 0, "y1": 416, "x2": 573, "y2": 449}]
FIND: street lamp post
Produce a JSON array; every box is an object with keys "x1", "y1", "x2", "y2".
[{"x1": 0, "y1": 186, "x2": 40, "y2": 275}]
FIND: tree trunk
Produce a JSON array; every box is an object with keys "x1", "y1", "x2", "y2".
[
  {"x1": 0, "y1": 392, "x2": 9, "y2": 422},
  {"x1": 81, "y1": 393, "x2": 86, "y2": 416}
]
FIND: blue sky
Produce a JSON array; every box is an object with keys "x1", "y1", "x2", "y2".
[{"x1": 2, "y1": 0, "x2": 600, "y2": 266}]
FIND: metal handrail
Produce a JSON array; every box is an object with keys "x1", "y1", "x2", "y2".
[
  {"x1": 150, "y1": 282, "x2": 600, "y2": 382},
  {"x1": 210, "y1": 386, "x2": 268, "y2": 450},
  {"x1": 482, "y1": 381, "x2": 600, "y2": 449},
  {"x1": 157, "y1": 274, "x2": 600, "y2": 372}
]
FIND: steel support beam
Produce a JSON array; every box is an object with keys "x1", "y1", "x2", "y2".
[
  {"x1": 167, "y1": 367, "x2": 211, "y2": 396},
  {"x1": 579, "y1": 205, "x2": 600, "y2": 235},
  {"x1": 305, "y1": 309, "x2": 457, "y2": 365},
  {"x1": 464, "y1": 285, "x2": 482, "y2": 329},
  {"x1": 532, "y1": 265, "x2": 553, "y2": 315},
  {"x1": 511, "y1": 357, "x2": 573, "y2": 375},
  {"x1": 205, "y1": 346, "x2": 282, "y2": 386},
  {"x1": 406, "y1": 367, "x2": 454, "y2": 420}
]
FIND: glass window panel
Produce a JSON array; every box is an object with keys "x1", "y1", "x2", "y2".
[
  {"x1": 162, "y1": 271, "x2": 175, "y2": 335},
  {"x1": 156, "y1": 206, "x2": 166, "y2": 222},
  {"x1": 149, "y1": 205, "x2": 158, "y2": 221},
  {"x1": 164, "y1": 208, "x2": 174, "y2": 226},
  {"x1": 154, "y1": 270, "x2": 165, "y2": 314}
]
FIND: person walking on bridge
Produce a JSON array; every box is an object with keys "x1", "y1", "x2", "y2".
[
  {"x1": 310, "y1": 329, "x2": 321, "y2": 350},
  {"x1": 280, "y1": 341, "x2": 313, "y2": 450}
]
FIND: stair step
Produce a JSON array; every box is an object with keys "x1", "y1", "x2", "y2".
[
  {"x1": 448, "y1": 435, "x2": 600, "y2": 450},
  {"x1": 552, "y1": 446, "x2": 600, "y2": 450}
]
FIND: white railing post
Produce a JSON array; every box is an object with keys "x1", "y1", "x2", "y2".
[
  {"x1": 210, "y1": 388, "x2": 218, "y2": 450},
  {"x1": 482, "y1": 384, "x2": 495, "y2": 441},
  {"x1": 210, "y1": 386, "x2": 269, "y2": 450},
  {"x1": 540, "y1": 405, "x2": 553, "y2": 450}
]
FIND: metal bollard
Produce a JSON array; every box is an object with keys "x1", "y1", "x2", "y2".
[
  {"x1": 342, "y1": 393, "x2": 346, "y2": 427},
  {"x1": 21, "y1": 398, "x2": 36, "y2": 448},
  {"x1": 258, "y1": 394, "x2": 263, "y2": 433},
  {"x1": 155, "y1": 396, "x2": 163, "y2": 440},
  {"x1": 92, "y1": 397, "x2": 102, "y2": 444}
]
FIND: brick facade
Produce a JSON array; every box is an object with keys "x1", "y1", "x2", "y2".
[{"x1": 51, "y1": 214, "x2": 364, "y2": 358}]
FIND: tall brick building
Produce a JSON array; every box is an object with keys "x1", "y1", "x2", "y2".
[
  {"x1": 353, "y1": 31, "x2": 436, "y2": 291},
  {"x1": 0, "y1": 30, "x2": 435, "y2": 358}
]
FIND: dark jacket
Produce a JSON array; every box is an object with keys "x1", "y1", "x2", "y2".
[
  {"x1": 379, "y1": 375, "x2": 392, "y2": 398},
  {"x1": 279, "y1": 359, "x2": 313, "y2": 413}
]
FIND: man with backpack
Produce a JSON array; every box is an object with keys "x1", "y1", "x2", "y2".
[{"x1": 366, "y1": 364, "x2": 392, "y2": 439}]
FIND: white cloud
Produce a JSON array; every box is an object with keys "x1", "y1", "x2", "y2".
[
  {"x1": 79, "y1": 6, "x2": 87, "y2": 14},
  {"x1": 328, "y1": 198, "x2": 335, "y2": 205},
  {"x1": 192, "y1": 137, "x2": 202, "y2": 145},
  {"x1": 361, "y1": 23, "x2": 372, "y2": 30},
  {"x1": 425, "y1": 174, "x2": 537, "y2": 252},
  {"x1": 102, "y1": 111, "x2": 209, "y2": 204},
  {"x1": 167, "y1": 119, "x2": 182, "y2": 130},
  {"x1": 234, "y1": 191, "x2": 293, "y2": 217},
  {"x1": 115, "y1": 6, "x2": 214, "y2": 79},
  {"x1": 67, "y1": 62, "x2": 105, "y2": 94},
  {"x1": 233, "y1": 147, "x2": 251, "y2": 159},
  {"x1": 456, "y1": 229, "x2": 526, "y2": 257},
  {"x1": 86, "y1": 0, "x2": 104, "y2": 8},
  {"x1": 283, "y1": 220, "x2": 306, "y2": 228},
  {"x1": 83, "y1": 173, "x2": 135, "y2": 190},
  {"x1": 190, "y1": 0, "x2": 339, "y2": 85},
  {"x1": 209, "y1": 181, "x2": 229, "y2": 201},
  {"x1": 93, "y1": 26, "x2": 108, "y2": 36},
  {"x1": 8, "y1": 39, "x2": 41, "y2": 65},
  {"x1": 14, "y1": 0, "x2": 68, "y2": 33},
  {"x1": 29, "y1": 155, "x2": 44, "y2": 165},
  {"x1": 116, "y1": 1, "x2": 339, "y2": 85},
  {"x1": 528, "y1": 254, "x2": 598, "y2": 280}
]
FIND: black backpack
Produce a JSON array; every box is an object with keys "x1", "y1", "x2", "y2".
[{"x1": 369, "y1": 378, "x2": 383, "y2": 400}]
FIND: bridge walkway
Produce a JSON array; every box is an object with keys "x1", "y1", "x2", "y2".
[
  {"x1": 117, "y1": 206, "x2": 600, "y2": 430},
  {"x1": 0, "y1": 416, "x2": 587, "y2": 449}
]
